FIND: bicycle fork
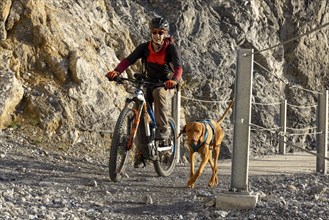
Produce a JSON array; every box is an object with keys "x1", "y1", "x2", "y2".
[
  {"x1": 127, "y1": 105, "x2": 158, "y2": 160},
  {"x1": 126, "y1": 102, "x2": 144, "y2": 151}
]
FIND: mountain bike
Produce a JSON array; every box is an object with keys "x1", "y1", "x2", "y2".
[{"x1": 108, "y1": 73, "x2": 178, "y2": 182}]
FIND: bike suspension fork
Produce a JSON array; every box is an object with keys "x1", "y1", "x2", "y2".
[
  {"x1": 126, "y1": 102, "x2": 144, "y2": 150},
  {"x1": 143, "y1": 103, "x2": 152, "y2": 137}
]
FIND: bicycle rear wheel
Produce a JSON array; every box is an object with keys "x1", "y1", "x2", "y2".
[
  {"x1": 109, "y1": 106, "x2": 135, "y2": 182},
  {"x1": 154, "y1": 117, "x2": 178, "y2": 177}
]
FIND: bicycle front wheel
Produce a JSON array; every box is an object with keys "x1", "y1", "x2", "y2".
[
  {"x1": 109, "y1": 106, "x2": 135, "y2": 182},
  {"x1": 154, "y1": 117, "x2": 178, "y2": 177}
]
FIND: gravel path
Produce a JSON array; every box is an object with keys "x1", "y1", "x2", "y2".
[{"x1": 1, "y1": 133, "x2": 329, "y2": 220}]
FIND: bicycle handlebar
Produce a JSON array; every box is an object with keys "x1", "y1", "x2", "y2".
[{"x1": 113, "y1": 75, "x2": 172, "y2": 89}]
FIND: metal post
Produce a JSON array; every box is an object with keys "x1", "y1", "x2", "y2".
[
  {"x1": 231, "y1": 48, "x2": 253, "y2": 192},
  {"x1": 172, "y1": 84, "x2": 181, "y2": 163},
  {"x1": 316, "y1": 90, "x2": 328, "y2": 174},
  {"x1": 279, "y1": 100, "x2": 287, "y2": 154}
]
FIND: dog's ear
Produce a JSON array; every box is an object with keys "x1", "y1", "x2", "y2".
[
  {"x1": 200, "y1": 122, "x2": 206, "y2": 138},
  {"x1": 178, "y1": 125, "x2": 186, "y2": 138}
]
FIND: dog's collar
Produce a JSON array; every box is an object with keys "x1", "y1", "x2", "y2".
[{"x1": 191, "y1": 119, "x2": 216, "y2": 152}]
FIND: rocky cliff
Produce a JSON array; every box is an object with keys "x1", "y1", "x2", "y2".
[{"x1": 0, "y1": 0, "x2": 328, "y2": 158}]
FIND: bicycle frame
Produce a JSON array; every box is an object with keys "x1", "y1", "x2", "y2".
[
  {"x1": 125, "y1": 85, "x2": 172, "y2": 153},
  {"x1": 125, "y1": 88, "x2": 149, "y2": 151}
]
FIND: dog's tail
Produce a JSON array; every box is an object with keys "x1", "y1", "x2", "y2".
[{"x1": 217, "y1": 99, "x2": 235, "y2": 124}]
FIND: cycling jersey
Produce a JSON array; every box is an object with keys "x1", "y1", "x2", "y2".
[{"x1": 114, "y1": 38, "x2": 183, "y2": 82}]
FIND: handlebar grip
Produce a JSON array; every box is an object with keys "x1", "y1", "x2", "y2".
[
  {"x1": 105, "y1": 73, "x2": 115, "y2": 81},
  {"x1": 113, "y1": 76, "x2": 124, "y2": 84},
  {"x1": 105, "y1": 72, "x2": 123, "y2": 83}
]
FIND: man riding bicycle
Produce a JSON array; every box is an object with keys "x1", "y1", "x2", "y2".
[{"x1": 106, "y1": 17, "x2": 183, "y2": 166}]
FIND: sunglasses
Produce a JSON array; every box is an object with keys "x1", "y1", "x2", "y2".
[{"x1": 151, "y1": 30, "x2": 165, "y2": 36}]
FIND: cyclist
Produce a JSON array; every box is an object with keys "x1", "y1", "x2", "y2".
[{"x1": 106, "y1": 17, "x2": 183, "y2": 166}]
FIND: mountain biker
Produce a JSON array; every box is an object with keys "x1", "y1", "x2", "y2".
[{"x1": 106, "y1": 17, "x2": 183, "y2": 166}]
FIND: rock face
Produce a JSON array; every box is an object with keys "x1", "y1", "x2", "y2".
[
  {"x1": 0, "y1": 0, "x2": 328, "y2": 158},
  {"x1": 0, "y1": 50, "x2": 24, "y2": 129}
]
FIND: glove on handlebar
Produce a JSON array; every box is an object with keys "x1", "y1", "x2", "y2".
[
  {"x1": 164, "y1": 79, "x2": 177, "y2": 90},
  {"x1": 106, "y1": 70, "x2": 119, "y2": 81}
]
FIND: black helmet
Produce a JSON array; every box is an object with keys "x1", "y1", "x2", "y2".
[{"x1": 149, "y1": 17, "x2": 169, "y2": 31}]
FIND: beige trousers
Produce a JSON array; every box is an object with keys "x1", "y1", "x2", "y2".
[
  {"x1": 152, "y1": 87, "x2": 174, "y2": 139},
  {"x1": 135, "y1": 87, "x2": 174, "y2": 156}
]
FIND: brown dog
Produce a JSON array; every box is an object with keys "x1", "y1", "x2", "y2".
[{"x1": 180, "y1": 99, "x2": 234, "y2": 188}]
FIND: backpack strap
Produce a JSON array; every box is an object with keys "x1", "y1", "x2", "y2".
[
  {"x1": 164, "y1": 37, "x2": 176, "y2": 72},
  {"x1": 141, "y1": 42, "x2": 150, "y2": 75}
]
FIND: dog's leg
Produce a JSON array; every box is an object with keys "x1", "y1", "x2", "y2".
[
  {"x1": 207, "y1": 150, "x2": 217, "y2": 187},
  {"x1": 209, "y1": 146, "x2": 220, "y2": 187},
  {"x1": 187, "y1": 151, "x2": 196, "y2": 188},
  {"x1": 188, "y1": 148, "x2": 209, "y2": 188},
  {"x1": 208, "y1": 150, "x2": 215, "y2": 168}
]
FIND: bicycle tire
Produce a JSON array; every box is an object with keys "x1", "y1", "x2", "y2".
[
  {"x1": 109, "y1": 106, "x2": 135, "y2": 182},
  {"x1": 153, "y1": 117, "x2": 178, "y2": 177}
]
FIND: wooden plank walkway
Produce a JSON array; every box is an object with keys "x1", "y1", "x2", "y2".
[{"x1": 218, "y1": 152, "x2": 326, "y2": 176}]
